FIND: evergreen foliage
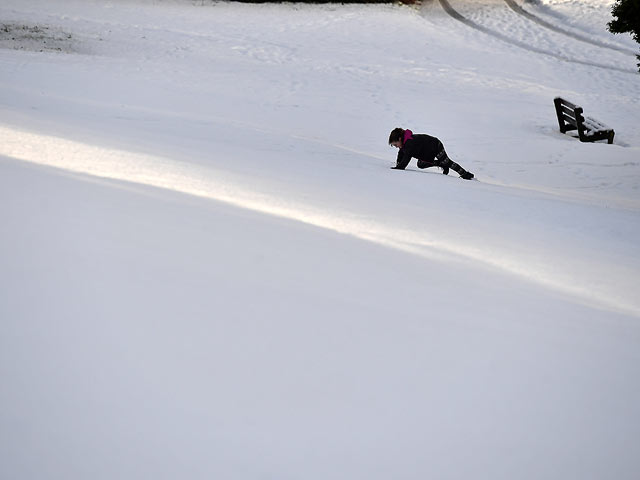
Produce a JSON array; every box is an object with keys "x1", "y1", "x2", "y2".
[{"x1": 607, "y1": 0, "x2": 640, "y2": 71}]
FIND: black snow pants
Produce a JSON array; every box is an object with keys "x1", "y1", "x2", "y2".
[{"x1": 417, "y1": 141, "x2": 468, "y2": 176}]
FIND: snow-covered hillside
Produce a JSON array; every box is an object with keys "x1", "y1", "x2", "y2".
[{"x1": 1, "y1": 1, "x2": 639, "y2": 479}]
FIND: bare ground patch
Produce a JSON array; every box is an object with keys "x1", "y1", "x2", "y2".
[{"x1": 0, "y1": 23, "x2": 79, "y2": 53}]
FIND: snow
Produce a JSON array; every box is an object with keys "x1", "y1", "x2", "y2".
[{"x1": 1, "y1": 0, "x2": 639, "y2": 479}]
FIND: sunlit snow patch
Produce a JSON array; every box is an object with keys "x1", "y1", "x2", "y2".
[{"x1": 2, "y1": 124, "x2": 638, "y2": 318}]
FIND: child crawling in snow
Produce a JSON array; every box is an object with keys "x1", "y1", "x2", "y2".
[{"x1": 388, "y1": 128, "x2": 474, "y2": 180}]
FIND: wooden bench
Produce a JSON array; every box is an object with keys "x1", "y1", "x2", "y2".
[{"x1": 553, "y1": 97, "x2": 614, "y2": 144}]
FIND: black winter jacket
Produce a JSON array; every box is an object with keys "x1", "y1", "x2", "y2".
[{"x1": 394, "y1": 134, "x2": 442, "y2": 170}]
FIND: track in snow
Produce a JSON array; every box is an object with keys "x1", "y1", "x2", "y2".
[
  {"x1": 503, "y1": 0, "x2": 637, "y2": 56},
  {"x1": 437, "y1": 0, "x2": 637, "y2": 74}
]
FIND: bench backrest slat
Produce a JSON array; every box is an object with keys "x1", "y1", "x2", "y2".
[{"x1": 559, "y1": 105, "x2": 577, "y2": 118}]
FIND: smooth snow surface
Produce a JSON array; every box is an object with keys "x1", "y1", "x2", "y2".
[{"x1": 1, "y1": 1, "x2": 639, "y2": 479}]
